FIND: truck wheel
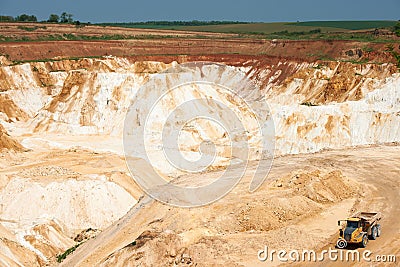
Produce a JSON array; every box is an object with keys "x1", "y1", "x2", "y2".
[
  {"x1": 361, "y1": 234, "x2": 368, "y2": 248},
  {"x1": 376, "y1": 224, "x2": 381, "y2": 237},
  {"x1": 370, "y1": 226, "x2": 377, "y2": 240}
]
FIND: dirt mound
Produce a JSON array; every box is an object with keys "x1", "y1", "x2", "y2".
[
  {"x1": 94, "y1": 169, "x2": 360, "y2": 267},
  {"x1": 0, "y1": 124, "x2": 25, "y2": 151},
  {"x1": 272, "y1": 169, "x2": 358, "y2": 203},
  {"x1": 228, "y1": 170, "x2": 359, "y2": 233},
  {"x1": 102, "y1": 230, "x2": 186, "y2": 267}
]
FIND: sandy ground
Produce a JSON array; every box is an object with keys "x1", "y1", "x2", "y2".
[{"x1": 56, "y1": 144, "x2": 400, "y2": 267}]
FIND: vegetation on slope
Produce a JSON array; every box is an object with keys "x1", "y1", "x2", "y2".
[
  {"x1": 100, "y1": 20, "x2": 399, "y2": 34},
  {"x1": 56, "y1": 243, "x2": 82, "y2": 263},
  {"x1": 289, "y1": 20, "x2": 398, "y2": 30}
]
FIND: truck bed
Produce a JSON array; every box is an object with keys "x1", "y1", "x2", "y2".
[{"x1": 352, "y1": 212, "x2": 382, "y2": 223}]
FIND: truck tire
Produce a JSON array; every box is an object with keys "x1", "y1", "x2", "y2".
[
  {"x1": 361, "y1": 234, "x2": 368, "y2": 248},
  {"x1": 376, "y1": 224, "x2": 381, "y2": 237},
  {"x1": 370, "y1": 226, "x2": 377, "y2": 240}
]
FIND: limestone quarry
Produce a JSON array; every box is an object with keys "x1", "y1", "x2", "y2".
[{"x1": 0, "y1": 50, "x2": 399, "y2": 266}]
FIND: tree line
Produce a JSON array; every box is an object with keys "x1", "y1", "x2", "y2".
[{"x1": 0, "y1": 12, "x2": 74, "y2": 23}]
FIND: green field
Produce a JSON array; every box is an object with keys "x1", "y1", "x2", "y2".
[
  {"x1": 95, "y1": 20, "x2": 400, "y2": 42},
  {"x1": 100, "y1": 22, "x2": 343, "y2": 33},
  {"x1": 99, "y1": 20, "x2": 398, "y2": 35},
  {"x1": 288, "y1": 21, "x2": 398, "y2": 30},
  {"x1": 177, "y1": 23, "x2": 343, "y2": 34}
]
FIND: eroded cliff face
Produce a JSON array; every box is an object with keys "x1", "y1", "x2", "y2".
[
  {"x1": 0, "y1": 57, "x2": 399, "y2": 265},
  {"x1": 0, "y1": 57, "x2": 399, "y2": 173},
  {"x1": 1, "y1": 57, "x2": 398, "y2": 155}
]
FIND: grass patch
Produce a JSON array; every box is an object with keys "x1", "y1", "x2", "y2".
[
  {"x1": 312, "y1": 64, "x2": 325, "y2": 69},
  {"x1": 307, "y1": 51, "x2": 335, "y2": 61},
  {"x1": 100, "y1": 20, "x2": 398, "y2": 37},
  {"x1": 394, "y1": 22, "x2": 400, "y2": 37},
  {"x1": 17, "y1": 26, "x2": 38, "y2": 31},
  {"x1": 288, "y1": 21, "x2": 398, "y2": 30},
  {"x1": 301, "y1": 102, "x2": 319, "y2": 107},
  {"x1": 56, "y1": 243, "x2": 82, "y2": 263},
  {"x1": 362, "y1": 45, "x2": 375, "y2": 53},
  {"x1": 98, "y1": 20, "x2": 249, "y2": 29},
  {"x1": 17, "y1": 25, "x2": 47, "y2": 31},
  {"x1": 177, "y1": 23, "x2": 343, "y2": 35},
  {"x1": 342, "y1": 58, "x2": 371, "y2": 64}
]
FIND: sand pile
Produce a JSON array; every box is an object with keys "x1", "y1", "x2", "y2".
[
  {"x1": 0, "y1": 178, "x2": 135, "y2": 231},
  {"x1": 272, "y1": 169, "x2": 358, "y2": 203},
  {"x1": 0, "y1": 124, "x2": 25, "y2": 151}
]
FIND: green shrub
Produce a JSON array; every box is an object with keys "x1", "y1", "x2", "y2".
[
  {"x1": 56, "y1": 243, "x2": 82, "y2": 263},
  {"x1": 362, "y1": 46, "x2": 374, "y2": 53},
  {"x1": 301, "y1": 102, "x2": 319, "y2": 107},
  {"x1": 17, "y1": 26, "x2": 38, "y2": 32}
]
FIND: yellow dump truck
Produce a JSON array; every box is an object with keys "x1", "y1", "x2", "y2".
[{"x1": 337, "y1": 212, "x2": 382, "y2": 248}]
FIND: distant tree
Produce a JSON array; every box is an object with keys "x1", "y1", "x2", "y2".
[
  {"x1": 15, "y1": 14, "x2": 37, "y2": 22},
  {"x1": 60, "y1": 12, "x2": 73, "y2": 23},
  {"x1": 48, "y1": 14, "x2": 59, "y2": 23},
  {"x1": 67, "y1": 13, "x2": 73, "y2": 23},
  {"x1": 0, "y1": 15, "x2": 14, "y2": 22}
]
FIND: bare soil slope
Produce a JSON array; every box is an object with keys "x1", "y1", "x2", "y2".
[
  {"x1": 61, "y1": 145, "x2": 400, "y2": 267},
  {"x1": 0, "y1": 22, "x2": 399, "y2": 75}
]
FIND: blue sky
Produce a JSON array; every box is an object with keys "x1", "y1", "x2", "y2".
[{"x1": 1, "y1": 0, "x2": 399, "y2": 23}]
